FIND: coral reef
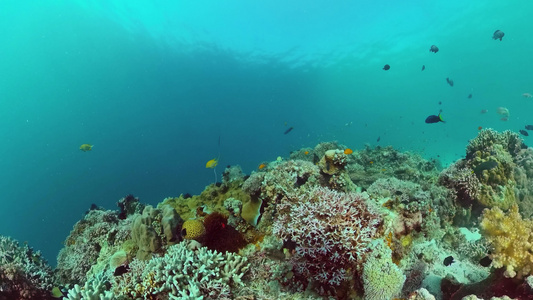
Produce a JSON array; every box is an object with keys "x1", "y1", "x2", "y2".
[
  {"x1": 5, "y1": 132, "x2": 533, "y2": 300},
  {"x1": 112, "y1": 240, "x2": 249, "y2": 299},
  {"x1": 440, "y1": 129, "x2": 532, "y2": 228},
  {"x1": 272, "y1": 186, "x2": 382, "y2": 294},
  {"x1": 0, "y1": 236, "x2": 54, "y2": 300},
  {"x1": 131, "y1": 204, "x2": 183, "y2": 260},
  {"x1": 480, "y1": 204, "x2": 533, "y2": 278},
  {"x1": 362, "y1": 240, "x2": 405, "y2": 300},
  {"x1": 55, "y1": 208, "x2": 131, "y2": 285}
]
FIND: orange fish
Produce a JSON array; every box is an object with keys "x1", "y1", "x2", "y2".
[
  {"x1": 344, "y1": 148, "x2": 353, "y2": 155},
  {"x1": 304, "y1": 151, "x2": 309, "y2": 155},
  {"x1": 478, "y1": 126, "x2": 482, "y2": 130},
  {"x1": 258, "y1": 163, "x2": 266, "y2": 170}
]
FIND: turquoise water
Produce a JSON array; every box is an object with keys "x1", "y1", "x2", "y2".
[{"x1": 0, "y1": 1, "x2": 532, "y2": 264}]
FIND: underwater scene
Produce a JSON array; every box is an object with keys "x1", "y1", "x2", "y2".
[{"x1": 1, "y1": 1, "x2": 533, "y2": 299}]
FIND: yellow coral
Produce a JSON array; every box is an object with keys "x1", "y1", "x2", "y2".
[
  {"x1": 480, "y1": 205, "x2": 533, "y2": 278},
  {"x1": 181, "y1": 219, "x2": 205, "y2": 240}
]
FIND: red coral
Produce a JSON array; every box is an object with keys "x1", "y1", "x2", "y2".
[{"x1": 203, "y1": 212, "x2": 247, "y2": 253}]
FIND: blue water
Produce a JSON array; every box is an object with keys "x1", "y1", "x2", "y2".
[{"x1": 0, "y1": 1, "x2": 532, "y2": 264}]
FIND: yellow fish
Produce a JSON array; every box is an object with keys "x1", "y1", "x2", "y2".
[
  {"x1": 206, "y1": 158, "x2": 218, "y2": 168},
  {"x1": 79, "y1": 144, "x2": 93, "y2": 152}
]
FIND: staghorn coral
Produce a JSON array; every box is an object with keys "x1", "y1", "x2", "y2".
[
  {"x1": 480, "y1": 205, "x2": 533, "y2": 278},
  {"x1": 0, "y1": 236, "x2": 55, "y2": 300},
  {"x1": 112, "y1": 241, "x2": 249, "y2": 299},
  {"x1": 64, "y1": 272, "x2": 113, "y2": 300},
  {"x1": 272, "y1": 186, "x2": 381, "y2": 294}
]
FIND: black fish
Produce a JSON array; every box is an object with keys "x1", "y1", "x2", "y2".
[
  {"x1": 429, "y1": 45, "x2": 439, "y2": 53},
  {"x1": 519, "y1": 130, "x2": 529, "y2": 136},
  {"x1": 114, "y1": 265, "x2": 130, "y2": 276},
  {"x1": 377, "y1": 136, "x2": 381, "y2": 142},
  {"x1": 446, "y1": 77, "x2": 454, "y2": 87},
  {"x1": 525, "y1": 125, "x2": 533, "y2": 130},
  {"x1": 443, "y1": 255, "x2": 454, "y2": 266},
  {"x1": 284, "y1": 127, "x2": 294, "y2": 135},
  {"x1": 425, "y1": 113, "x2": 444, "y2": 124},
  {"x1": 421, "y1": 65, "x2": 425, "y2": 71},
  {"x1": 468, "y1": 94, "x2": 472, "y2": 99},
  {"x1": 479, "y1": 256, "x2": 492, "y2": 267},
  {"x1": 493, "y1": 30, "x2": 504, "y2": 41},
  {"x1": 383, "y1": 64, "x2": 390, "y2": 71}
]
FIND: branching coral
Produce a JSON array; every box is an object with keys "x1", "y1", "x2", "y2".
[
  {"x1": 0, "y1": 235, "x2": 55, "y2": 300},
  {"x1": 56, "y1": 209, "x2": 130, "y2": 285},
  {"x1": 64, "y1": 273, "x2": 114, "y2": 300},
  {"x1": 112, "y1": 241, "x2": 249, "y2": 299},
  {"x1": 466, "y1": 129, "x2": 523, "y2": 158},
  {"x1": 272, "y1": 186, "x2": 381, "y2": 292},
  {"x1": 440, "y1": 129, "x2": 531, "y2": 215},
  {"x1": 480, "y1": 205, "x2": 533, "y2": 278}
]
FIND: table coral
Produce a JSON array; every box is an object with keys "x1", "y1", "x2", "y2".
[{"x1": 480, "y1": 205, "x2": 533, "y2": 278}]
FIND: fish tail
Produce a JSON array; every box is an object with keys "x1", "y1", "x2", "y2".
[{"x1": 438, "y1": 114, "x2": 445, "y2": 122}]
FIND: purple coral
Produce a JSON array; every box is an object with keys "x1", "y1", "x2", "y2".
[{"x1": 272, "y1": 186, "x2": 381, "y2": 291}]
